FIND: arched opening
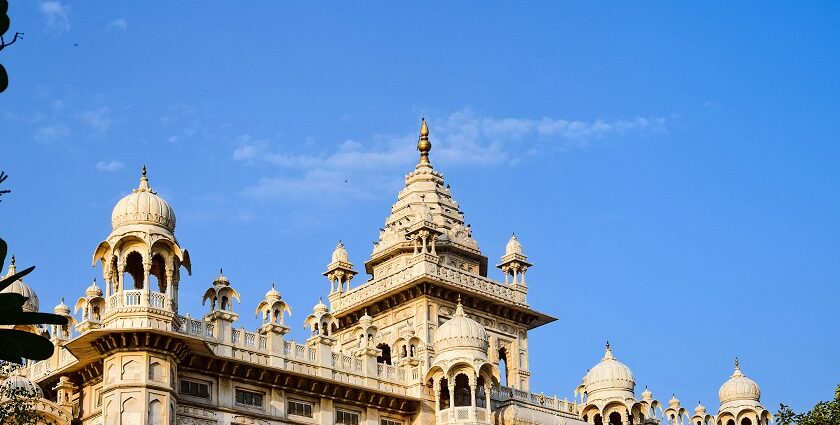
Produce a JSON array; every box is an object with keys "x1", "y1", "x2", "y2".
[
  {"x1": 124, "y1": 251, "x2": 144, "y2": 289},
  {"x1": 741, "y1": 419, "x2": 753, "y2": 425},
  {"x1": 453, "y1": 373, "x2": 471, "y2": 407},
  {"x1": 221, "y1": 296, "x2": 229, "y2": 310},
  {"x1": 401, "y1": 344, "x2": 407, "y2": 359},
  {"x1": 410, "y1": 344, "x2": 416, "y2": 357},
  {"x1": 439, "y1": 378, "x2": 450, "y2": 410},
  {"x1": 498, "y1": 347, "x2": 508, "y2": 387},
  {"x1": 476, "y1": 376, "x2": 487, "y2": 408},
  {"x1": 322, "y1": 321, "x2": 329, "y2": 336},
  {"x1": 583, "y1": 415, "x2": 588, "y2": 423},
  {"x1": 376, "y1": 343, "x2": 391, "y2": 365},
  {"x1": 150, "y1": 254, "x2": 167, "y2": 293},
  {"x1": 594, "y1": 414, "x2": 603, "y2": 425},
  {"x1": 609, "y1": 412, "x2": 622, "y2": 425},
  {"x1": 727, "y1": 420, "x2": 735, "y2": 425}
]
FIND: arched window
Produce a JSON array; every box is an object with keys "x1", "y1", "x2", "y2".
[
  {"x1": 221, "y1": 296, "x2": 229, "y2": 310},
  {"x1": 439, "y1": 378, "x2": 450, "y2": 410},
  {"x1": 150, "y1": 254, "x2": 166, "y2": 292},
  {"x1": 609, "y1": 412, "x2": 622, "y2": 425},
  {"x1": 410, "y1": 344, "x2": 416, "y2": 357},
  {"x1": 476, "y1": 376, "x2": 487, "y2": 408},
  {"x1": 453, "y1": 374, "x2": 471, "y2": 407},
  {"x1": 124, "y1": 251, "x2": 144, "y2": 289},
  {"x1": 741, "y1": 419, "x2": 753, "y2": 425},
  {"x1": 376, "y1": 343, "x2": 391, "y2": 365},
  {"x1": 322, "y1": 321, "x2": 329, "y2": 335},
  {"x1": 594, "y1": 414, "x2": 603, "y2": 425},
  {"x1": 498, "y1": 347, "x2": 508, "y2": 387},
  {"x1": 727, "y1": 420, "x2": 735, "y2": 425}
]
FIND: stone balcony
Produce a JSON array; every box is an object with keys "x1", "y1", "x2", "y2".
[{"x1": 436, "y1": 406, "x2": 491, "y2": 425}]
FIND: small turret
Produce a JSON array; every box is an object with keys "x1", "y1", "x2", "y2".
[{"x1": 324, "y1": 241, "x2": 358, "y2": 295}]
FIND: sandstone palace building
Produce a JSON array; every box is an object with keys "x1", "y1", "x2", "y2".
[{"x1": 2, "y1": 120, "x2": 773, "y2": 425}]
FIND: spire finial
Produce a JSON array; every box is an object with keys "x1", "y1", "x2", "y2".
[
  {"x1": 6, "y1": 254, "x2": 15, "y2": 275},
  {"x1": 136, "y1": 165, "x2": 152, "y2": 192},
  {"x1": 734, "y1": 357, "x2": 740, "y2": 369},
  {"x1": 606, "y1": 340, "x2": 611, "y2": 351},
  {"x1": 417, "y1": 118, "x2": 432, "y2": 165},
  {"x1": 219, "y1": 268, "x2": 223, "y2": 275}
]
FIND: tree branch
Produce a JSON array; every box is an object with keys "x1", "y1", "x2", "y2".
[{"x1": 0, "y1": 32, "x2": 23, "y2": 52}]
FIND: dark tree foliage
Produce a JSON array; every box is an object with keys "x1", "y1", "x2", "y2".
[
  {"x1": 0, "y1": 173, "x2": 69, "y2": 363},
  {"x1": 0, "y1": 0, "x2": 24, "y2": 94},
  {"x1": 776, "y1": 385, "x2": 840, "y2": 425},
  {"x1": 0, "y1": 363, "x2": 43, "y2": 425}
]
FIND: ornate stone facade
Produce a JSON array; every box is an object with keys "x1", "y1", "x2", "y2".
[{"x1": 1, "y1": 120, "x2": 772, "y2": 425}]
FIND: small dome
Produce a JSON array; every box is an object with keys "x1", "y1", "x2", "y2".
[
  {"x1": 505, "y1": 233, "x2": 524, "y2": 256},
  {"x1": 313, "y1": 298, "x2": 328, "y2": 314},
  {"x1": 1, "y1": 256, "x2": 39, "y2": 313},
  {"x1": 433, "y1": 301, "x2": 488, "y2": 354},
  {"x1": 668, "y1": 394, "x2": 680, "y2": 407},
  {"x1": 582, "y1": 342, "x2": 635, "y2": 395},
  {"x1": 695, "y1": 402, "x2": 707, "y2": 415},
  {"x1": 213, "y1": 269, "x2": 230, "y2": 286},
  {"x1": 358, "y1": 309, "x2": 373, "y2": 327},
  {"x1": 642, "y1": 386, "x2": 653, "y2": 401},
  {"x1": 54, "y1": 298, "x2": 70, "y2": 315},
  {"x1": 332, "y1": 241, "x2": 349, "y2": 263},
  {"x1": 2, "y1": 375, "x2": 43, "y2": 398},
  {"x1": 111, "y1": 166, "x2": 176, "y2": 232},
  {"x1": 85, "y1": 279, "x2": 103, "y2": 298},
  {"x1": 265, "y1": 284, "x2": 281, "y2": 301},
  {"x1": 719, "y1": 359, "x2": 761, "y2": 404}
]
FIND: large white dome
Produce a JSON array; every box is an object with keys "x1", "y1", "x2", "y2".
[
  {"x1": 111, "y1": 167, "x2": 175, "y2": 232},
  {"x1": 2, "y1": 375, "x2": 43, "y2": 398},
  {"x1": 719, "y1": 360, "x2": 760, "y2": 404},
  {"x1": 1, "y1": 256, "x2": 39, "y2": 313},
  {"x1": 433, "y1": 302, "x2": 488, "y2": 355},
  {"x1": 582, "y1": 343, "x2": 635, "y2": 395}
]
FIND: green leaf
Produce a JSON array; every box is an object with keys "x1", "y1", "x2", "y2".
[
  {"x1": 0, "y1": 14, "x2": 9, "y2": 37},
  {"x1": 0, "y1": 292, "x2": 25, "y2": 313},
  {"x1": 0, "y1": 265, "x2": 34, "y2": 292},
  {"x1": 0, "y1": 64, "x2": 7, "y2": 94},
  {"x1": 0, "y1": 329, "x2": 55, "y2": 362},
  {"x1": 0, "y1": 238, "x2": 7, "y2": 268},
  {"x1": 0, "y1": 311, "x2": 68, "y2": 326}
]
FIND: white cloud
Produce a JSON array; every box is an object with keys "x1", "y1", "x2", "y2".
[
  {"x1": 35, "y1": 124, "x2": 70, "y2": 142},
  {"x1": 40, "y1": 1, "x2": 71, "y2": 33},
  {"x1": 234, "y1": 109, "x2": 667, "y2": 201},
  {"x1": 96, "y1": 160, "x2": 124, "y2": 172},
  {"x1": 78, "y1": 107, "x2": 111, "y2": 131},
  {"x1": 106, "y1": 18, "x2": 127, "y2": 32}
]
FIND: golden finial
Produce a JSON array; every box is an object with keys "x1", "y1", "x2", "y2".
[
  {"x1": 417, "y1": 118, "x2": 432, "y2": 164},
  {"x1": 142, "y1": 165, "x2": 147, "y2": 177}
]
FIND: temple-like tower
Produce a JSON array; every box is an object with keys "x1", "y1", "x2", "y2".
[{"x1": 82, "y1": 166, "x2": 193, "y2": 425}]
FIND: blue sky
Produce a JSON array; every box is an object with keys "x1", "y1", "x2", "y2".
[{"x1": 1, "y1": 1, "x2": 839, "y2": 415}]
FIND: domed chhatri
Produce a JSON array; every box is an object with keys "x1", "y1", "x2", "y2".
[
  {"x1": 432, "y1": 300, "x2": 489, "y2": 355},
  {"x1": 2, "y1": 375, "x2": 43, "y2": 398},
  {"x1": 332, "y1": 241, "x2": 349, "y2": 263},
  {"x1": 505, "y1": 233, "x2": 524, "y2": 256},
  {"x1": 53, "y1": 298, "x2": 71, "y2": 316},
  {"x1": 1, "y1": 255, "x2": 39, "y2": 313},
  {"x1": 719, "y1": 358, "x2": 761, "y2": 404},
  {"x1": 111, "y1": 165, "x2": 176, "y2": 232},
  {"x1": 582, "y1": 341, "x2": 635, "y2": 395},
  {"x1": 265, "y1": 283, "x2": 281, "y2": 302},
  {"x1": 85, "y1": 278, "x2": 103, "y2": 298}
]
